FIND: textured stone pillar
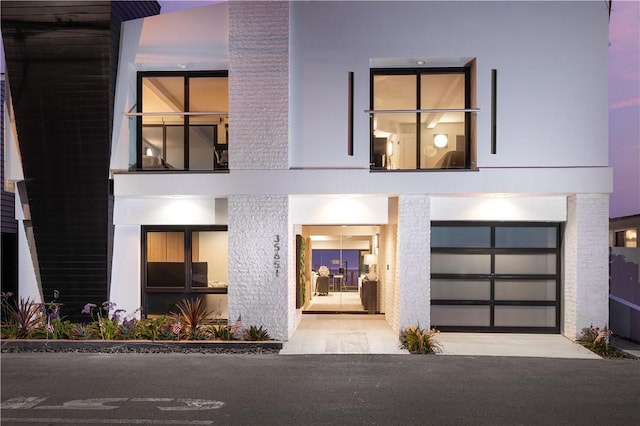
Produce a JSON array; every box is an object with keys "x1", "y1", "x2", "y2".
[
  {"x1": 564, "y1": 194, "x2": 609, "y2": 339},
  {"x1": 229, "y1": 1, "x2": 289, "y2": 170},
  {"x1": 228, "y1": 195, "x2": 291, "y2": 341},
  {"x1": 397, "y1": 195, "x2": 431, "y2": 330}
]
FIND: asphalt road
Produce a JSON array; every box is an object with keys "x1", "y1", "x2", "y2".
[{"x1": 1, "y1": 353, "x2": 639, "y2": 425}]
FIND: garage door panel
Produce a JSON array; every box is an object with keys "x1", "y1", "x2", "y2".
[
  {"x1": 431, "y1": 279, "x2": 491, "y2": 300},
  {"x1": 431, "y1": 306, "x2": 491, "y2": 327},
  {"x1": 494, "y1": 280, "x2": 556, "y2": 301},
  {"x1": 494, "y1": 306, "x2": 556, "y2": 327}
]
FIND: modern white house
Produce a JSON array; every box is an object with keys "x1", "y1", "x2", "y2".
[{"x1": 3, "y1": 1, "x2": 612, "y2": 342}]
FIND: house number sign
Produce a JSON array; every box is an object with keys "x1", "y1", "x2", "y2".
[{"x1": 273, "y1": 235, "x2": 281, "y2": 277}]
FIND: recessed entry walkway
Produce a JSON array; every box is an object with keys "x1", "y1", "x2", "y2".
[
  {"x1": 280, "y1": 314, "x2": 408, "y2": 355},
  {"x1": 280, "y1": 315, "x2": 601, "y2": 359}
]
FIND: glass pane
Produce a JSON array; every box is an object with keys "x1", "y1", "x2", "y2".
[
  {"x1": 142, "y1": 76, "x2": 184, "y2": 115},
  {"x1": 431, "y1": 253, "x2": 491, "y2": 274},
  {"x1": 495, "y1": 254, "x2": 556, "y2": 275},
  {"x1": 431, "y1": 305, "x2": 490, "y2": 326},
  {"x1": 142, "y1": 126, "x2": 172, "y2": 170},
  {"x1": 372, "y1": 119, "x2": 414, "y2": 170},
  {"x1": 373, "y1": 74, "x2": 415, "y2": 170},
  {"x1": 494, "y1": 306, "x2": 556, "y2": 327},
  {"x1": 495, "y1": 227, "x2": 557, "y2": 248},
  {"x1": 431, "y1": 279, "x2": 490, "y2": 300},
  {"x1": 495, "y1": 280, "x2": 556, "y2": 301},
  {"x1": 189, "y1": 125, "x2": 215, "y2": 170},
  {"x1": 421, "y1": 73, "x2": 465, "y2": 109},
  {"x1": 189, "y1": 77, "x2": 228, "y2": 112},
  {"x1": 146, "y1": 262, "x2": 186, "y2": 288},
  {"x1": 420, "y1": 73, "x2": 466, "y2": 170},
  {"x1": 192, "y1": 231, "x2": 228, "y2": 290},
  {"x1": 145, "y1": 293, "x2": 226, "y2": 319},
  {"x1": 146, "y1": 231, "x2": 184, "y2": 262},
  {"x1": 165, "y1": 125, "x2": 184, "y2": 169},
  {"x1": 431, "y1": 226, "x2": 490, "y2": 247}
]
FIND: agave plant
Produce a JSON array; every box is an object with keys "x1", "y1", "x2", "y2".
[
  {"x1": 172, "y1": 297, "x2": 212, "y2": 339},
  {"x1": 399, "y1": 325, "x2": 443, "y2": 354},
  {"x1": 244, "y1": 325, "x2": 270, "y2": 341},
  {"x1": 207, "y1": 324, "x2": 237, "y2": 341}
]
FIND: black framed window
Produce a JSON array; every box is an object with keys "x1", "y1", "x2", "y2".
[
  {"x1": 136, "y1": 71, "x2": 228, "y2": 171},
  {"x1": 430, "y1": 222, "x2": 561, "y2": 333},
  {"x1": 142, "y1": 226, "x2": 228, "y2": 318},
  {"x1": 370, "y1": 67, "x2": 474, "y2": 170}
]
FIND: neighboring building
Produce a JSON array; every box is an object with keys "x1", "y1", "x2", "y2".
[
  {"x1": 1, "y1": 61, "x2": 18, "y2": 297},
  {"x1": 609, "y1": 215, "x2": 640, "y2": 341},
  {"x1": 3, "y1": 1, "x2": 612, "y2": 341}
]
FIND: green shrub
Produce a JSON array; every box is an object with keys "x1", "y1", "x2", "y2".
[
  {"x1": 399, "y1": 325, "x2": 443, "y2": 354},
  {"x1": 244, "y1": 325, "x2": 270, "y2": 341},
  {"x1": 206, "y1": 324, "x2": 237, "y2": 341},
  {"x1": 577, "y1": 325, "x2": 619, "y2": 357},
  {"x1": 137, "y1": 316, "x2": 174, "y2": 341}
]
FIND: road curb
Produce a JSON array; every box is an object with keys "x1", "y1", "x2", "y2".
[{"x1": 0, "y1": 339, "x2": 283, "y2": 354}]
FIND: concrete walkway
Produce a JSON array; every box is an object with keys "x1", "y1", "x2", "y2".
[{"x1": 280, "y1": 314, "x2": 602, "y2": 359}]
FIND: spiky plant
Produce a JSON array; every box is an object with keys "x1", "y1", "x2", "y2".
[
  {"x1": 207, "y1": 324, "x2": 237, "y2": 341},
  {"x1": 2, "y1": 296, "x2": 42, "y2": 339},
  {"x1": 244, "y1": 325, "x2": 271, "y2": 341},
  {"x1": 172, "y1": 297, "x2": 212, "y2": 339},
  {"x1": 399, "y1": 325, "x2": 443, "y2": 354},
  {"x1": 70, "y1": 323, "x2": 91, "y2": 340}
]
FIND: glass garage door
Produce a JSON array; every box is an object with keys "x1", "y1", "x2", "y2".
[{"x1": 430, "y1": 223, "x2": 560, "y2": 333}]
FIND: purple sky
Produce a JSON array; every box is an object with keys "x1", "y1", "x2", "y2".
[{"x1": 608, "y1": 0, "x2": 640, "y2": 218}]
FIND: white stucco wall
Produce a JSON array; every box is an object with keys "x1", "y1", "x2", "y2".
[
  {"x1": 109, "y1": 225, "x2": 142, "y2": 317},
  {"x1": 290, "y1": 1, "x2": 609, "y2": 170}
]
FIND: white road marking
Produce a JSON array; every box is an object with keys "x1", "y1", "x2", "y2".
[
  {"x1": 158, "y1": 398, "x2": 225, "y2": 411},
  {"x1": 0, "y1": 397, "x2": 47, "y2": 409},
  {"x1": 1, "y1": 396, "x2": 225, "y2": 412},
  {"x1": 130, "y1": 398, "x2": 175, "y2": 402},
  {"x1": 35, "y1": 398, "x2": 128, "y2": 410}
]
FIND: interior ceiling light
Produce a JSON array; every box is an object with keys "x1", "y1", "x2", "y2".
[
  {"x1": 434, "y1": 134, "x2": 448, "y2": 148},
  {"x1": 416, "y1": 60, "x2": 426, "y2": 65}
]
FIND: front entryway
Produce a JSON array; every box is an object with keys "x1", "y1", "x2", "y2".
[
  {"x1": 300, "y1": 225, "x2": 381, "y2": 314},
  {"x1": 280, "y1": 315, "x2": 407, "y2": 354}
]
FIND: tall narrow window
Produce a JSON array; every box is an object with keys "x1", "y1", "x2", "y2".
[
  {"x1": 137, "y1": 71, "x2": 228, "y2": 171},
  {"x1": 370, "y1": 67, "x2": 474, "y2": 170}
]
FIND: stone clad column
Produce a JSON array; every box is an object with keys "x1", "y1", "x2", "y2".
[
  {"x1": 397, "y1": 195, "x2": 431, "y2": 331},
  {"x1": 227, "y1": 195, "x2": 291, "y2": 341},
  {"x1": 564, "y1": 194, "x2": 609, "y2": 339},
  {"x1": 229, "y1": 0, "x2": 289, "y2": 170}
]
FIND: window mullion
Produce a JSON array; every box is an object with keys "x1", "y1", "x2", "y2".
[
  {"x1": 416, "y1": 72, "x2": 421, "y2": 169},
  {"x1": 184, "y1": 77, "x2": 190, "y2": 170}
]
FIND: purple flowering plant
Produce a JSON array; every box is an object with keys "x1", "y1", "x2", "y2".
[{"x1": 81, "y1": 301, "x2": 122, "y2": 340}]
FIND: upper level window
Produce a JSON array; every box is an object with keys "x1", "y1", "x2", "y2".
[
  {"x1": 136, "y1": 71, "x2": 228, "y2": 171},
  {"x1": 370, "y1": 67, "x2": 474, "y2": 170}
]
